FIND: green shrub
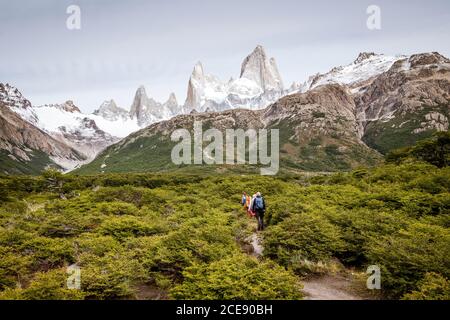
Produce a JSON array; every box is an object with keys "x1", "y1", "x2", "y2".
[
  {"x1": 264, "y1": 212, "x2": 344, "y2": 273},
  {"x1": 98, "y1": 201, "x2": 139, "y2": 216},
  {"x1": 78, "y1": 252, "x2": 144, "y2": 299},
  {"x1": 402, "y1": 272, "x2": 450, "y2": 300},
  {"x1": 0, "y1": 269, "x2": 85, "y2": 300},
  {"x1": 0, "y1": 248, "x2": 33, "y2": 289},
  {"x1": 21, "y1": 237, "x2": 75, "y2": 269},
  {"x1": 366, "y1": 222, "x2": 450, "y2": 298},
  {"x1": 170, "y1": 254, "x2": 303, "y2": 300},
  {"x1": 99, "y1": 215, "x2": 165, "y2": 240}
]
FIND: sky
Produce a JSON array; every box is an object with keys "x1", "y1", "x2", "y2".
[{"x1": 1, "y1": 0, "x2": 449, "y2": 112}]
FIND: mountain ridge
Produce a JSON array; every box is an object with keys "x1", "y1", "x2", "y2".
[{"x1": 2, "y1": 49, "x2": 449, "y2": 175}]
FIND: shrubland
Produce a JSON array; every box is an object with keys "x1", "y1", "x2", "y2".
[{"x1": 0, "y1": 132, "x2": 448, "y2": 299}]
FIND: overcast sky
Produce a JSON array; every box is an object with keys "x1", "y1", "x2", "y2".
[{"x1": 1, "y1": 0, "x2": 449, "y2": 112}]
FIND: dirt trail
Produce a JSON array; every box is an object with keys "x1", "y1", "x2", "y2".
[
  {"x1": 249, "y1": 232, "x2": 263, "y2": 257},
  {"x1": 246, "y1": 225, "x2": 367, "y2": 300},
  {"x1": 301, "y1": 274, "x2": 366, "y2": 300}
]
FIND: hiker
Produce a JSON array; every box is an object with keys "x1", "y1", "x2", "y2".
[
  {"x1": 252, "y1": 192, "x2": 266, "y2": 231},
  {"x1": 248, "y1": 193, "x2": 257, "y2": 217},
  {"x1": 241, "y1": 192, "x2": 247, "y2": 206},
  {"x1": 245, "y1": 194, "x2": 252, "y2": 216}
]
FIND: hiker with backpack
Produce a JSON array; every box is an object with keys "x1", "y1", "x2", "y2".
[{"x1": 251, "y1": 192, "x2": 266, "y2": 231}]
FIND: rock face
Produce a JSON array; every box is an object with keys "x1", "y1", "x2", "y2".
[
  {"x1": 0, "y1": 83, "x2": 32, "y2": 109},
  {"x1": 76, "y1": 83, "x2": 381, "y2": 174},
  {"x1": 0, "y1": 83, "x2": 38, "y2": 124},
  {"x1": 93, "y1": 99, "x2": 129, "y2": 121},
  {"x1": 130, "y1": 86, "x2": 180, "y2": 126},
  {"x1": 164, "y1": 93, "x2": 179, "y2": 116},
  {"x1": 0, "y1": 102, "x2": 86, "y2": 174},
  {"x1": 355, "y1": 52, "x2": 450, "y2": 153},
  {"x1": 183, "y1": 61, "x2": 229, "y2": 113},
  {"x1": 130, "y1": 86, "x2": 159, "y2": 126},
  {"x1": 183, "y1": 45, "x2": 285, "y2": 113},
  {"x1": 240, "y1": 45, "x2": 284, "y2": 92}
]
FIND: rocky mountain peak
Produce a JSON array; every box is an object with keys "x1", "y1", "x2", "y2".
[
  {"x1": 288, "y1": 81, "x2": 301, "y2": 93},
  {"x1": 185, "y1": 65, "x2": 204, "y2": 112},
  {"x1": 354, "y1": 52, "x2": 377, "y2": 64},
  {"x1": 80, "y1": 117, "x2": 100, "y2": 130},
  {"x1": 408, "y1": 52, "x2": 450, "y2": 68},
  {"x1": 192, "y1": 62, "x2": 205, "y2": 80},
  {"x1": 136, "y1": 85, "x2": 148, "y2": 98},
  {"x1": 0, "y1": 83, "x2": 32, "y2": 109},
  {"x1": 96, "y1": 99, "x2": 118, "y2": 112},
  {"x1": 130, "y1": 85, "x2": 181, "y2": 127},
  {"x1": 163, "y1": 92, "x2": 180, "y2": 116},
  {"x1": 130, "y1": 85, "x2": 150, "y2": 118},
  {"x1": 93, "y1": 99, "x2": 129, "y2": 121},
  {"x1": 60, "y1": 100, "x2": 81, "y2": 113},
  {"x1": 240, "y1": 45, "x2": 284, "y2": 92},
  {"x1": 166, "y1": 93, "x2": 178, "y2": 106}
]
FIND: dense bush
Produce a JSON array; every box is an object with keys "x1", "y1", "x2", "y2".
[
  {"x1": 0, "y1": 154, "x2": 448, "y2": 299},
  {"x1": 402, "y1": 272, "x2": 450, "y2": 300},
  {"x1": 170, "y1": 254, "x2": 302, "y2": 300},
  {"x1": 0, "y1": 269, "x2": 85, "y2": 300},
  {"x1": 264, "y1": 212, "x2": 344, "y2": 272},
  {"x1": 365, "y1": 222, "x2": 449, "y2": 298}
]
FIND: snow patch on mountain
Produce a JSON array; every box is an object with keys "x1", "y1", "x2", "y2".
[
  {"x1": 302, "y1": 52, "x2": 407, "y2": 92},
  {"x1": 93, "y1": 99, "x2": 129, "y2": 121}
]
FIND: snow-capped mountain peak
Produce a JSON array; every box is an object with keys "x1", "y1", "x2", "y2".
[
  {"x1": 58, "y1": 100, "x2": 81, "y2": 113},
  {"x1": 0, "y1": 83, "x2": 32, "y2": 109},
  {"x1": 353, "y1": 52, "x2": 377, "y2": 64},
  {"x1": 192, "y1": 61, "x2": 205, "y2": 80},
  {"x1": 129, "y1": 86, "x2": 182, "y2": 126},
  {"x1": 240, "y1": 45, "x2": 284, "y2": 91},
  {"x1": 166, "y1": 92, "x2": 177, "y2": 105},
  {"x1": 93, "y1": 99, "x2": 129, "y2": 121},
  {"x1": 183, "y1": 45, "x2": 285, "y2": 113},
  {"x1": 1, "y1": 83, "x2": 38, "y2": 124},
  {"x1": 130, "y1": 86, "x2": 161, "y2": 126},
  {"x1": 303, "y1": 52, "x2": 407, "y2": 92}
]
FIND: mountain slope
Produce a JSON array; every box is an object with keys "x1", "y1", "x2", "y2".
[
  {"x1": 75, "y1": 84, "x2": 381, "y2": 174},
  {"x1": 0, "y1": 103, "x2": 86, "y2": 174},
  {"x1": 356, "y1": 52, "x2": 450, "y2": 153},
  {"x1": 1, "y1": 84, "x2": 133, "y2": 167},
  {"x1": 300, "y1": 52, "x2": 405, "y2": 93}
]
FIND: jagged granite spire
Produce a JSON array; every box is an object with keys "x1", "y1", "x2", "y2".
[{"x1": 240, "y1": 45, "x2": 284, "y2": 91}]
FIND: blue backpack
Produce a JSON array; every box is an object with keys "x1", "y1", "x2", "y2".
[{"x1": 254, "y1": 197, "x2": 264, "y2": 210}]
